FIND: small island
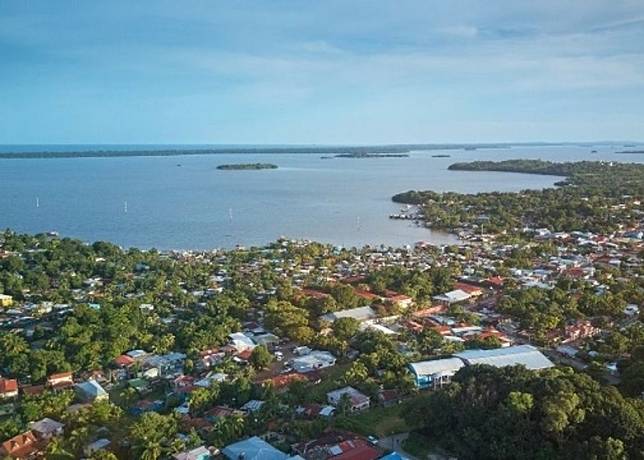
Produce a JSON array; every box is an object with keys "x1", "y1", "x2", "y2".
[{"x1": 216, "y1": 163, "x2": 278, "y2": 170}]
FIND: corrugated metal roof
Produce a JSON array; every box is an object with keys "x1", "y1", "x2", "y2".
[{"x1": 455, "y1": 345, "x2": 554, "y2": 370}]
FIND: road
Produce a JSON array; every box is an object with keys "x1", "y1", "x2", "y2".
[{"x1": 379, "y1": 433, "x2": 419, "y2": 460}]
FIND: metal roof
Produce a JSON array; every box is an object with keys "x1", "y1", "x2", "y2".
[
  {"x1": 455, "y1": 345, "x2": 554, "y2": 370},
  {"x1": 222, "y1": 436, "x2": 288, "y2": 460},
  {"x1": 409, "y1": 358, "x2": 465, "y2": 377},
  {"x1": 321, "y1": 306, "x2": 376, "y2": 323}
]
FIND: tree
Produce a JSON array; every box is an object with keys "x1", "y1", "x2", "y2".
[
  {"x1": 250, "y1": 345, "x2": 273, "y2": 370},
  {"x1": 344, "y1": 361, "x2": 369, "y2": 385},
  {"x1": 332, "y1": 317, "x2": 360, "y2": 341},
  {"x1": 130, "y1": 413, "x2": 178, "y2": 459}
]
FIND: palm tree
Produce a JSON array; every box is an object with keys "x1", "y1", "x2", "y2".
[
  {"x1": 140, "y1": 441, "x2": 162, "y2": 460},
  {"x1": 45, "y1": 437, "x2": 75, "y2": 459}
]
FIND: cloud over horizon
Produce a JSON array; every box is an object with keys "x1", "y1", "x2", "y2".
[{"x1": 1, "y1": 0, "x2": 643, "y2": 144}]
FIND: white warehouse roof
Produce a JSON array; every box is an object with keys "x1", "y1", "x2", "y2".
[{"x1": 455, "y1": 345, "x2": 554, "y2": 370}]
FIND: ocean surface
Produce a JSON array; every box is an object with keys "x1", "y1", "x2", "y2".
[{"x1": 0, "y1": 144, "x2": 642, "y2": 250}]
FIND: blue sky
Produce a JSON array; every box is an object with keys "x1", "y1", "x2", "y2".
[{"x1": 1, "y1": 0, "x2": 643, "y2": 144}]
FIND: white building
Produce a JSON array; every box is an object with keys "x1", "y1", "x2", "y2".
[
  {"x1": 326, "y1": 386, "x2": 370, "y2": 412},
  {"x1": 291, "y1": 350, "x2": 336, "y2": 373},
  {"x1": 409, "y1": 358, "x2": 466, "y2": 389},
  {"x1": 320, "y1": 306, "x2": 376, "y2": 323},
  {"x1": 455, "y1": 345, "x2": 554, "y2": 370}
]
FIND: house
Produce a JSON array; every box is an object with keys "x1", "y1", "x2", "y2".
[
  {"x1": 222, "y1": 436, "x2": 288, "y2": 460},
  {"x1": 320, "y1": 306, "x2": 377, "y2": 323},
  {"x1": 47, "y1": 371, "x2": 74, "y2": 390},
  {"x1": 199, "y1": 350, "x2": 226, "y2": 369},
  {"x1": 228, "y1": 333, "x2": 256, "y2": 353},
  {"x1": 455, "y1": 345, "x2": 554, "y2": 370},
  {"x1": 29, "y1": 418, "x2": 64, "y2": 440},
  {"x1": 143, "y1": 352, "x2": 187, "y2": 377},
  {"x1": 84, "y1": 438, "x2": 111, "y2": 456},
  {"x1": 125, "y1": 349, "x2": 148, "y2": 361},
  {"x1": 174, "y1": 446, "x2": 212, "y2": 460},
  {"x1": 75, "y1": 379, "x2": 109, "y2": 403},
  {"x1": 562, "y1": 320, "x2": 600, "y2": 343},
  {"x1": 0, "y1": 431, "x2": 41, "y2": 459},
  {"x1": 21, "y1": 385, "x2": 45, "y2": 397},
  {"x1": 262, "y1": 373, "x2": 308, "y2": 391},
  {"x1": 293, "y1": 431, "x2": 380, "y2": 460},
  {"x1": 326, "y1": 386, "x2": 370, "y2": 412},
  {"x1": 114, "y1": 354, "x2": 136, "y2": 368},
  {"x1": 325, "y1": 439, "x2": 380, "y2": 460},
  {"x1": 0, "y1": 378, "x2": 19, "y2": 399},
  {"x1": 291, "y1": 351, "x2": 336, "y2": 373},
  {"x1": 128, "y1": 378, "x2": 150, "y2": 394},
  {"x1": 408, "y1": 358, "x2": 465, "y2": 389},
  {"x1": 383, "y1": 290, "x2": 413, "y2": 308},
  {"x1": 485, "y1": 276, "x2": 505, "y2": 289},
  {"x1": 432, "y1": 289, "x2": 471, "y2": 306},
  {"x1": 0, "y1": 294, "x2": 13, "y2": 308},
  {"x1": 241, "y1": 399, "x2": 265, "y2": 413},
  {"x1": 454, "y1": 282, "x2": 484, "y2": 297}
]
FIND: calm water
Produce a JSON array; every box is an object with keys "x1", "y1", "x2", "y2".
[{"x1": 0, "y1": 144, "x2": 641, "y2": 249}]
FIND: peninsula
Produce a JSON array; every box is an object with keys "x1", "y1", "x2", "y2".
[
  {"x1": 216, "y1": 163, "x2": 278, "y2": 170},
  {"x1": 393, "y1": 159, "x2": 644, "y2": 236}
]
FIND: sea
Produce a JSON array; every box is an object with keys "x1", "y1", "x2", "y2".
[{"x1": 0, "y1": 144, "x2": 641, "y2": 250}]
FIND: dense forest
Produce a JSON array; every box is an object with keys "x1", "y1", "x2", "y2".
[{"x1": 406, "y1": 365, "x2": 644, "y2": 460}]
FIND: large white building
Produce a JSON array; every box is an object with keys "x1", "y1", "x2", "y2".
[
  {"x1": 410, "y1": 345, "x2": 554, "y2": 389},
  {"x1": 454, "y1": 345, "x2": 554, "y2": 370}
]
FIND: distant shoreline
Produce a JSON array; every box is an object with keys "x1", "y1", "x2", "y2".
[
  {"x1": 0, "y1": 143, "x2": 566, "y2": 159},
  {"x1": 0, "y1": 145, "x2": 488, "y2": 159}
]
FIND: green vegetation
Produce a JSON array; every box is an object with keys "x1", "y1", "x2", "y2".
[
  {"x1": 393, "y1": 160, "x2": 644, "y2": 234},
  {"x1": 401, "y1": 432, "x2": 437, "y2": 458},
  {"x1": 406, "y1": 365, "x2": 644, "y2": 460},
  {"x1": 216, "y1": 163, "x2": 278, "y2": 170},
  {"x1": 0, "y1": 144, "x2": 506, "y2": 159},
  {"x1": 334, "y1": 396, "x2": 425, "y2": 437}
]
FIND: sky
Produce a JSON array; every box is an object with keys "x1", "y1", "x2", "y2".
[{"x1": 1, "y1": 0, "x2": 643, "y2": 145}]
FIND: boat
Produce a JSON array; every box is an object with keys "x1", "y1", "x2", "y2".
[{"x1": 432, "y1": 154, "x2": 451, "y2": 158}]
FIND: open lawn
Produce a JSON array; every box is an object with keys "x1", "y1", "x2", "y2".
[{"x1": 334, "y1": 395, "x2": 427, "y2": 438}]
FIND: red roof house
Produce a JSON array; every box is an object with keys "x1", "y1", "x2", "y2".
[{"x1": 0, "y1": 378, "x2": 19, "y2": 399}]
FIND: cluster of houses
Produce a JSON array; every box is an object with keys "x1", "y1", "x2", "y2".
[{"x1": 0, "y1": 222, "x2": 641, "y2": 458}]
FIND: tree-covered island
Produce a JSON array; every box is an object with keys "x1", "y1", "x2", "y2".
[{"x1": 216, "y1": 163, "x2": 278, "y2": 170}]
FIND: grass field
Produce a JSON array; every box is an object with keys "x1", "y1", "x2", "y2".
[{"x1": 333, "y1": 394, "x2": 426, "y2": 438}]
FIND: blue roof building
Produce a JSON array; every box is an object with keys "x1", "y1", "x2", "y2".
[{"x1": 222, "y1": 437, "x2": 288, "y2": 460}]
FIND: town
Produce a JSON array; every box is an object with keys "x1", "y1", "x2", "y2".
[{"x1": 0, "y1": 215, "x2": 642, "y2": 459}]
